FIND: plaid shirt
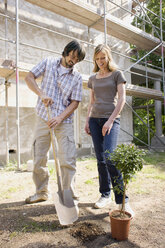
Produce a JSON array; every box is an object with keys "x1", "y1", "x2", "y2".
[{"x1": 31, "y1": 57, "x2": 82, "y2": 123}]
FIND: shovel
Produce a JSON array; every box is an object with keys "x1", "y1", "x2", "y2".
[{"x1": 47, "y1": 106, "x2": 78, "y2": 225}]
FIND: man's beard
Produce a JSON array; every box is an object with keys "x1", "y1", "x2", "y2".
[{"x1": 64, "y1": 58, "x2": 73, "y2": 68}]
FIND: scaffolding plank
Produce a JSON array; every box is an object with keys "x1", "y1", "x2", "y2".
[
  {"x1": 82, "y1": 80, "x2": 164, "y2": 101},
  {"x1": 25, "y1": 0, "x2": 165, "y2": 55},
  {"x1": 26, "y1": 0, "x2": 100, "y2": 26},
  {"x1": 0, "y1": 59, "x2": 15, "y2": 79},
  {"x1": 125, "y1": 84, "x2": 164, "y2": 101},
  {"x1": 0, "y1": 59, "x2": 36, "y2": 80},
  {"x1": 0, "y1": 59, "x2": 163, "y2": 101}
]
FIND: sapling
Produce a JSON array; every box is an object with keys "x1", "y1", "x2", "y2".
[{"x1": 110, "y1": 144, "x2": 145, "y2": 217}]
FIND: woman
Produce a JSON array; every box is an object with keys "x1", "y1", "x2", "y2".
[{"x1": 85, "y1": 44, "x2": 134, "y2": 216}]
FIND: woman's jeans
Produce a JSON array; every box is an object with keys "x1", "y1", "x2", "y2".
[{"x1": 89, "y1": 117, "x2": 128, "y2": 204}]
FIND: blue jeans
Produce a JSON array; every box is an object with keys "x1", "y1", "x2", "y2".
[{"x1": 89, "y1": 117, "x2": 128, "y2": 204}]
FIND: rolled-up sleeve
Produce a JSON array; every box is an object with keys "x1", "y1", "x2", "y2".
[
  {"x1": 31, "y1": 58, "x2": 47, "y2": 78},
  {"x1": 71, "y1": 74, "x2": 82, "y2": 102}
]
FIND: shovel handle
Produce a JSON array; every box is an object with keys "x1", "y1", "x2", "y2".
[{"x1": 46, "y1": 106, "x2": 63, "y2": 194}]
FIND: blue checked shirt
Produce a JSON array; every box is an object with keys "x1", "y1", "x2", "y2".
[{"x1": 31, "y1": 57, "x2": 83, "y2": 123}]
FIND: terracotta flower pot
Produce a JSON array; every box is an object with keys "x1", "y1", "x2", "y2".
[{"x1": 109, "y1": 210, "x2": 133, "y2": 241}]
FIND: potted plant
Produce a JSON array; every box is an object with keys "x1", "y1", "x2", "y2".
[{"x1": 109, "y1": 143, "x2": 145, "y2": 241}]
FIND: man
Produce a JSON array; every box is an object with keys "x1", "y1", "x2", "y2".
[{"x1": 25, "y1": 40, "x2": 85, "y2": 205}]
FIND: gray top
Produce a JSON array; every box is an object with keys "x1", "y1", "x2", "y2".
[{"x1": 88, "y1": 70, "x2": 126, "y2": 118}]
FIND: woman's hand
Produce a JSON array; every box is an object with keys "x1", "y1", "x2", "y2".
[
  {"x1": 102, "y1": 120, "x2": 113, "y2": 136},
  {"x1": 85, "y1": 121, "x2": 91, "y2": 135}
]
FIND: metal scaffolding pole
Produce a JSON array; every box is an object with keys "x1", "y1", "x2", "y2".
[
  {"x1": 5, "y1": 0, "x2": 9, "y2": 165},
  {"x1": 105, "y1": 0, "x2": 164, "y2": 148},
  {"x1": 160, "y1": 0, "x2": 165, "y2": 118},
  {"x1": 104, "y1": 0, "x2": 107, "y2": 45},
  {"x1": 136, "y1": 0, "x2": 161, "y2": 39},
  {"x1": 107, "y1": 0, "x2": 165, "y2": 35},
  {"x1": 15, "y1": 0, "x2": 21, "y2": 170},
  {"x1": 0, "y1": 0, "x2": 164, "y2": 159},
  {"x1": 5, "y1": 0, "x2": 8, "y2": 59},
  {"x1": 5, "y1": 80, "x2": 9, "y2": 165},
  {"x1": 124, "y1": 43, "x2": 162, "y2": 73},
  {"x1": 1, "y1": 12, "x2": 163, "y2": 72},
  {"x1": 143, "y1": 5, "x2": 150, "y2": 149},
  {"x1": 145, "y1": 59, "x2": 151, "y2": 148}
]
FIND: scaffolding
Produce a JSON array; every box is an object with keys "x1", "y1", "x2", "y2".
[{"x1": 0, "y1": 0, "x2": 164, "y2": 169}]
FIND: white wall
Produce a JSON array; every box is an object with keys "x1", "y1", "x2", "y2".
[{"x1": 0, "y1": 0, "x2": 133, "y2": 164}]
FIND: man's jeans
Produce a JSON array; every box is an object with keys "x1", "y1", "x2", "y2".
[{"x1": 89, "y1": 117, "x2": 128, "y2": 204}]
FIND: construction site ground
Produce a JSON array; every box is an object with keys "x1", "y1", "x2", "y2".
[{"x1": 0, "y1": 156, "x2": 165, "y2": 248}]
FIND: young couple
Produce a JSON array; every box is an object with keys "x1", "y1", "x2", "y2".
[{"x1": 25, "y1": 40, "x2": 134, "y2": 217}]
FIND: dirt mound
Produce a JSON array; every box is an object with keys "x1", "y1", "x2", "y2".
[{"x1": 70, "y1": 221, "x2": 106, "y2": 243}]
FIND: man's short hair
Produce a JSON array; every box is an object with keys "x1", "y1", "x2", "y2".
[{"x1": 62, "y1": 40, "x2": 86, "y2": 62}]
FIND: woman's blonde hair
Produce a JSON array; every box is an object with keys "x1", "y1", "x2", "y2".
[{"x1": 93, "y1": 44, "x2": 118, "y2": 72}]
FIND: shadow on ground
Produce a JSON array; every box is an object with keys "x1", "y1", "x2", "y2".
[{"x1": 0, "y1": 200, "x2": 142, "y2": 248}]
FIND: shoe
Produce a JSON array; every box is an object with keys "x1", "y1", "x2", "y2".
[
  {"x1": 25, "y1": 193, "x2": 48, "y2": 204},
  {"x1": 119, "y1": 202, "x2": 135, "y2": 217},
  {"x1": 94, "y1": 196, "x2": 111, "y2": 209}
]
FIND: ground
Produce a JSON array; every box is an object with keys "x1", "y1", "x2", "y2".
[{"x1": 0, "y1": 157, "x2": 165, "y2": 248}]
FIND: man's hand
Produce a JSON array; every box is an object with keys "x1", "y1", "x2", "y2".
[
  {"x1": 40, "y1": 93, "x2": 54, "y2": 107},
  {"x1": 25, "y1": 72, "x2": 54, "y2": 106},
  {"x1": 47, "y1": 116, "x2": 63, "y2": 128}
]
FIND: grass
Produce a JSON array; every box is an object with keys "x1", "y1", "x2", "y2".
[
  {"x1": 1, "y1": 152, "x2": 164, "y2": 198},
  {"x1": 0, "y1": 185, "x2": 24, "y2": 200},
  {"x1": 3, "y1": 161, "x2": 19, "y2": 171},
  {"x1": 129, "y1": 177, "x2": 150, "y2": 194},
  {"x1": 85, "y1": 179, "x2": 95, "y2": 185},
  {"x1": 129, "y1": 159, "x2": 165, "y2": 194},
  {"x1": 9, "y1": 232, "x2": 18, "y2": 239},
  {"x1": 85, "y1": 160, "x2": 96, "y2": 171},
  {"x1": 3, "y1": 161, "x2": 28, "y2": 171},
  {"x1": 143, "y1": 152, "x2": 165, "y2": 165},
  {"x1": 21, "y1": 222, "x2": 43, "y2": 233},
  {"x1": 81, "y1": 152, "x2": 165, "y2": 195},
  {"x1": 48, "y1": 163, "x2": 56, "y2": 180},
  {"x1": 18, "y1": 219, "x2": 58, "y2": 233},
  {"x1": 0, "y1": 151, "x2": 164, "y2": 237},
  {"x1": 142, "y1": 151, "x2": 165, "y2": 181},
  {"x1": 77, "y1": 156, "x2": 96, "y2": 162},
  {"x1": 142, "y1": 165, "x2": 165, "y2": 180},
  {"x1": 128, "y1": 151, "x2": 165, "y2": 194}
]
